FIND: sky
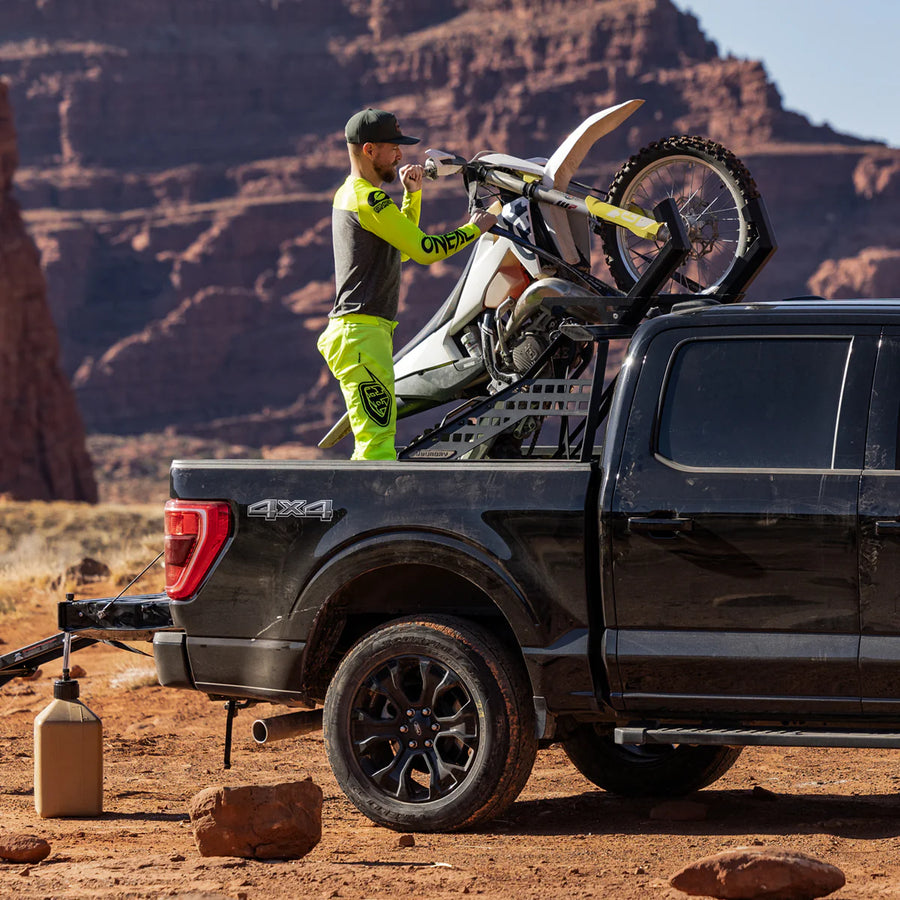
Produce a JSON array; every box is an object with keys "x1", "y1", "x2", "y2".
[{"x1": 672, "y1": 0, "x2": 900, "y2": 147}]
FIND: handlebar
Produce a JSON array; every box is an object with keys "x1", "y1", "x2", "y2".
[
  {"x1": 478, "y1": 167, "x2": 668, "y2": 243},
  {"x1": 422, "y1": 151, "x2": 668, "y2": 242}
]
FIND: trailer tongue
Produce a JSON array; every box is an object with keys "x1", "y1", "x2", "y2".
[
  {"x1": 0, "y1": 592, "x2": 254, "y2": 768},
  {"x1": 0, "y1": 594, "x2": 173, "y2": 688}
]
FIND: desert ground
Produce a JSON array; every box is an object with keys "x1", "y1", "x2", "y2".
[{"x1": 0, "y1": 503, "x2": 899, "y2": 899}]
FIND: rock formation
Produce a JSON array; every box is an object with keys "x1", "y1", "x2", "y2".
[
  {"x1": 0, "y1": 0, "x2": 896, "y2": 457},
  {"x1": 189, "y1": 779, "x2": 323, "y2": 859},
  {"x1": 670, "y1": 846, "x2": 845, "y2": 899},
  {"x1": 0, "y1": 81, "x2": 96, "y2": 501},
  {"x1": 0, "y1": 833, "x2": 52, "y2": 864}
]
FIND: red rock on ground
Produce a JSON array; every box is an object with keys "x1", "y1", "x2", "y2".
[
  {"x1": 0, "y1": 833, "x2": 51, "y2": 863},
  {"x1": 189, "y1": 779, "x2": 323, "y2": 860},
  {"x1": 670, "y1": 846, "x2": 846, "y2": 899}
]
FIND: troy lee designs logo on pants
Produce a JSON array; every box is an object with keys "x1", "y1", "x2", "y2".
[{"x1": 359, "y1": 367, "x2": 392, "y2": 426}]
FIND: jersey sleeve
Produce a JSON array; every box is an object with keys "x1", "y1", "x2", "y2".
[
  {"x1": 400, "y1": 189, "x2": 421, "y2": 229},
  {"x1": 357, "y1": 185, "x2": 481, "y2": 265}
]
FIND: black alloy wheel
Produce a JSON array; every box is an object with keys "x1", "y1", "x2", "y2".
[
  {"x1": 324, "y1": 616, "x2": 537, "y2": 832},
  {"x1": 349, "y1": 653, "x2": 478, "y2": 803}
]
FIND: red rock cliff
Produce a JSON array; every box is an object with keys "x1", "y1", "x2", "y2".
[
  {"x1": 1, "y1": 0, "x2": 897, "y2": 452},
  {"x1": 0, "y1": 81, "x2": 96, "y2": 500}
]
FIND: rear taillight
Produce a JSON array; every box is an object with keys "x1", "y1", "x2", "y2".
[{"x1": 164, "y1": 500, "x2": 231, "y2": 600}]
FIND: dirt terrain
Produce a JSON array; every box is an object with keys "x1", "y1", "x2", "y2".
[{"x1": 1, "y1": 599, "x2": 900, "y2": 899}]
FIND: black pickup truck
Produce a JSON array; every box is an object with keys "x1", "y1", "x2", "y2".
[{"x1": 28, "y1": 297, "x2": 900, "y2": 833}]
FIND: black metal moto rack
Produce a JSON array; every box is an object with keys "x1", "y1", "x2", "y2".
[{"x1": 399, "y1": 195, "x2": 776, "y2": 462}]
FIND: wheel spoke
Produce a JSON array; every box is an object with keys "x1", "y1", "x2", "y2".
[
  {"x1": 427, "y1": 749, "x2": 470, "y2": 795},
  {"x1": 437, "y1": 698, "x2": 479, "y2": 743},
  {"x1": 364, "y1": 660, "x2": 412, "y2": 714},
  {"x1": 418, "y1": 658, "x2": 452, "y2": 708},
  {"x1": 351, "y1": 711, "x2": 401, "y2": 754},
  {"x1": 370, "y1": 749, "x2": 417, "y2": 800}
]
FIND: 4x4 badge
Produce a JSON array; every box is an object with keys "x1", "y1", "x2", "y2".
[{"x1": 248, "y1": 499, "x2": 334, "y2": 522}]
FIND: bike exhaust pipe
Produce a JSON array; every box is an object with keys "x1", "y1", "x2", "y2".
[{"x1": 251, "y1": 709, "x2": 323, "y2": 744}]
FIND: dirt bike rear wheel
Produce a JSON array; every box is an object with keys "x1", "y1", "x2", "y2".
[{"x1": 599, "y1": 136, "x2": 760, "y2": 295}]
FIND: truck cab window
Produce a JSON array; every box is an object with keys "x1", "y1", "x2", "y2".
[{"x1": 657, "y1": 337, "x2": 852, "y2": 469}]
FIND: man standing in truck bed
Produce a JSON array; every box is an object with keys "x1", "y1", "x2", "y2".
[{"x1": 318, "y1": 108, "x2": 497, "y2": 461}]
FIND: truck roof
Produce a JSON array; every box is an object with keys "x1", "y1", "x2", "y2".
[
  {"x1": 623, "y1": 297, "x2": 900, "y2": 353},
  {"x1": 668, "y1": 297, "x2": 900, "y2": 323}
]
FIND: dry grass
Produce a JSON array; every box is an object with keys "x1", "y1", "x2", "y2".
[
  {"x1": 0, "y1": 500, "x2": 165, "y2": 616},
  {"x1": 108, "y1": 662, "x2": 160, "y2": 691}
]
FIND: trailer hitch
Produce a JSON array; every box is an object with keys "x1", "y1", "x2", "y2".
[{"x1": 0, "y1": 593, "x2": 174, "y2": 689}]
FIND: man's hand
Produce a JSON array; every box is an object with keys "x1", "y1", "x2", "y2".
[
  {"x1": 469, "y1": 209, "x2": 497, "y2": 234},
  {"x1": 400, "y1": 164, "x2": 424, "y2": 193}
]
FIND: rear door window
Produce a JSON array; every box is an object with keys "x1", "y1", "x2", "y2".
[{"x1": 657, "y1": 337, "x2": 852, "y2": 469}]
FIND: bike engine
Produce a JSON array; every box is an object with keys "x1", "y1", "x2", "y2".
[{"x1": 511, "y1": 332, "x2": 548, "y2": 376}]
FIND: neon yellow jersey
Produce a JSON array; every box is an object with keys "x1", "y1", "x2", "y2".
[{"x1": 331, "y1": 175, "x2": 481, "y2": 320}]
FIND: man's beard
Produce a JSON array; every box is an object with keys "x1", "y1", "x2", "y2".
[{"x1": 375, "y1": 162, "x2": 397, "y2": 184}]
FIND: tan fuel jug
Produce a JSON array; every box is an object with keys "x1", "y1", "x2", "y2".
[{"x1": 34, "y1": 677, "x2": 103, "y2": 817}]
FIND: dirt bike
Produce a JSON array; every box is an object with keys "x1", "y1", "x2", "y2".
[{"x1": 319, "y1": 98, "x2": 773, "y2": 456}]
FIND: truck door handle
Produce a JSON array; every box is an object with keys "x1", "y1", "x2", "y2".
[
  {"x1": 627, "y1": 516, "x2": 693, "y2": 535},
  {"x1": 875, "y1": 520, "x2": 900, "y2": 536}
]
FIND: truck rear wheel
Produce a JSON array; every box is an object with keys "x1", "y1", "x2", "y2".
[
  {"x1": 563, "y1": 724, "x2": 742, "y2": 796},
  {"x1": 323, "y1": 616, "x2": 537, "y2": 832}
]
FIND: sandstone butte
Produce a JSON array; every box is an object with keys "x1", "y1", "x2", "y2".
[
  {"x1": 0, "y1": 81, "x2": 96, "y2": 501},
  {"x1": 0, "y1": 0, "x2": 897, "y2": 471}
]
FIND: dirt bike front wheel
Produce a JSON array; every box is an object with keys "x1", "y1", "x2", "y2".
[{"x1": 599, "y1": 136, "x2": 760, "y2": 295}]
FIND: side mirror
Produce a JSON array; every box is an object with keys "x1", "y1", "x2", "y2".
[{"x1": 424, "y1": 149, "x2": 467, "y2": 180}]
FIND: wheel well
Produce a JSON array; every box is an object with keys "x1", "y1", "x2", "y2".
[{"x1": 304, "y1": 562, "x2": 522, "y2": 699}]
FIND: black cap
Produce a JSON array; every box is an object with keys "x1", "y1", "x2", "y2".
[
  {"x1": 345, "y1": 108, "x2": 420, "y2": 145},
  {"x1": 54, "y1": 678, "x2": 80, "y2": 701}
]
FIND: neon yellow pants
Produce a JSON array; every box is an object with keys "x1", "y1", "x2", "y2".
[{"x1": 317, "y1": 314, "x2": 398, "y2": 460}]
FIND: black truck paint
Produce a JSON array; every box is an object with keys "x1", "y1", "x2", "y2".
[{"x1": 100, "y1": 299, "x2": 900, "y2": 829}]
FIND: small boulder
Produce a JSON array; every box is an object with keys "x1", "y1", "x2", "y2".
[
  {"x1": 189, "y1": 779, "x2": 322, "y2": 859},
  {"x1": 54, "y1": 557, "x2": 111, "y2": 590},
  {"x1": 0, "y1": 834, "x2": 51, "y2": 863},
  {"x1": 397, "y1": 834, "x2": 415, "y2": 848},
  {"x1": 670, "y1": 846, "x2": 845, "y2": 899}
]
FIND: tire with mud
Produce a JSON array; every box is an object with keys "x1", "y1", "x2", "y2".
[
  {"x1": 323, "y1": 615, "x2": 538, "y2": 832},
  {"x1": 599, "y1": 136, "x2": 760, "y2": 295},
  {"x1": 563, "y1": 724, "x2": 743, "y2": 797}
]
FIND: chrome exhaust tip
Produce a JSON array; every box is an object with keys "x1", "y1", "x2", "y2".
[{"x1": 251, "y1": 708, "x2": 323, "y2": 744}]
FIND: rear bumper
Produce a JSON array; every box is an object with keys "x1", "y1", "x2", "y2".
[
  {"x1": 152, "y1": 631, "x2": 309, "y2": 702},
  {"x1": 184, "y1": 636, "x2": 307, "y2": 702},
  {"x1": 153, "y1": 632, "x2": 194, "y2": 689}
]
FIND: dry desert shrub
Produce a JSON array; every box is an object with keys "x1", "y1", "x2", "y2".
[
  {"x1": 0, "y1": 500, "x2": 165, "y2": 613},
  {"x1": 109, "y1": 662, "x2": 160, "y2": 691}
]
